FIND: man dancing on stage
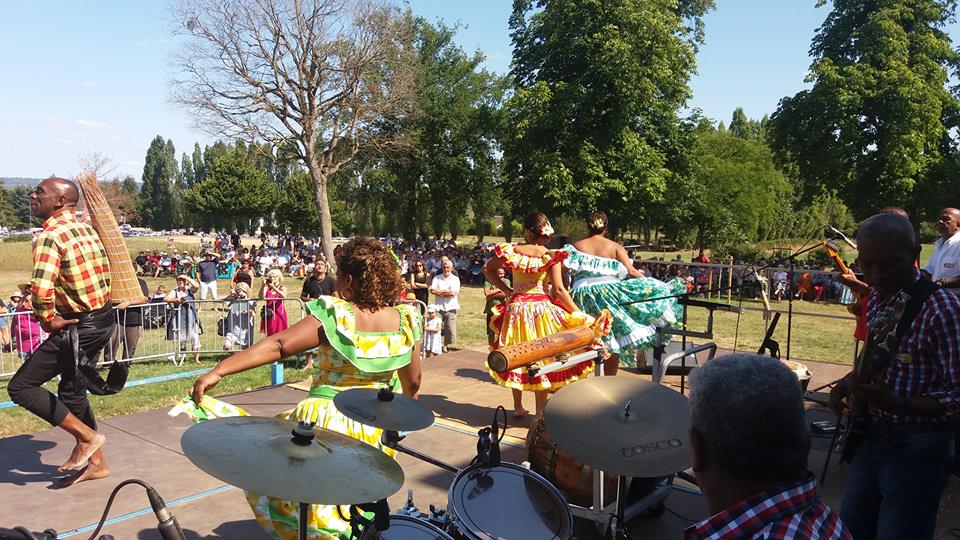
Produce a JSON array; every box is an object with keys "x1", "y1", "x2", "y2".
[{"x1": 7, "y1": 177, "x2": 115, "y2": 487}]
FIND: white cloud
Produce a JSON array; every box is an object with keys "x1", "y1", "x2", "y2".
[
  {"x1": 81, "y1": 81, "x2": 98, "y2": 88},
  {"x1": 76, "y1": 119, "x2": 110, "y2": 129}
]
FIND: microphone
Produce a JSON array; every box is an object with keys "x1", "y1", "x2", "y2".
[
  {"x1": 146, "y1": 486, "x2": 187, "y2": 540},
  {"x1": 824, "y1": 226, "x2": 857, "y2": 250}
]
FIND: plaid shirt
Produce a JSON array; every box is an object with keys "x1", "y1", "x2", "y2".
[
  {"x1": 685, "y1": 474, "x2": 850, "y2": 540},
  {"x1": 30, "y1": 210, "x2": 111, "y2": 322},
  {"x1": 867, "y1": 273, "x2": 960, "y2": 423}
]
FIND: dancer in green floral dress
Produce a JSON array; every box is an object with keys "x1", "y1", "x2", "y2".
[{"x1": 563, "y1": 212, "x2": 684, "y2": 374}]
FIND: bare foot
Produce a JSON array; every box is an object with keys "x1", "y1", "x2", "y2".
[
  {"x1": 513, "y1": 408, "x2": 528, "y2": 418},
  {"x1": 55, "y1": 462, "x2": 110, "y2": 488},
  {"x1": 59, "y1": 433, "x2": 105, "y2": 471}
]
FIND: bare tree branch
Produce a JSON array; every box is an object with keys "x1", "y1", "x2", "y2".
[{"x1": 169, "y1": 0, "x2": 416, "y2": 266}]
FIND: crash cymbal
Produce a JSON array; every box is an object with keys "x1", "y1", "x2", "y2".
[
  {"x1": 334, "y1": 388, "x2": 435, "y2": 432},
  {"x1": 181, "y1": 416, "x2": 404, "y2": 504},
  {"x1": 543, "y1": 376, "x2": 691, "y2": 478}
]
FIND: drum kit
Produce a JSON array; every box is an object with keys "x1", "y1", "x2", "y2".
[{"x1": 181, "y1": 357, "x2": 694, "y2": 540}]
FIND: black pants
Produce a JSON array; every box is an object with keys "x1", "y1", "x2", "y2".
[{"x1": 8, "y1": 308, "x2": 116, "y2": 429}]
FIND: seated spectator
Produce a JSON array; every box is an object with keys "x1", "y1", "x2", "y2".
[
  {"x1": 134, "y1": 250, "x2": 148, "y2": 275},
  {"x1": 687, "y1": 354, "x2": 851, "y2": 539}
]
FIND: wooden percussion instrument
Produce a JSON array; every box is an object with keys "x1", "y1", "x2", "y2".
[
  {"x1": 486, "y1": 311, "x2": 611, "y2": 372},
  {"x1": 77, "y1": 171, "x2": 142, "y2": 303}
]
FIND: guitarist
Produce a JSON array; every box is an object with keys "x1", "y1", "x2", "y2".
[{"x1": 829, "y1": 213, "x2": 959, "y2": 540}]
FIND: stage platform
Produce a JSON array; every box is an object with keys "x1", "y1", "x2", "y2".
[{"x1": 0, "y1": 349, "x2": 957, "y2": 539}]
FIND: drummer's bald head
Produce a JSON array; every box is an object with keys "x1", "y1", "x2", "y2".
[{"x1": 689, "y1": 354, "x2": 808, "y2": 488}]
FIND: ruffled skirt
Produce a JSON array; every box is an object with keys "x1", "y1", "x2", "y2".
[
  {"x1": 570, "y1": 276, "x2": 683, "y2": 367},
  {"x1": 487, "y1": 294, "x2": 594, "y2": 390},
  {"x1": 169, "y1": 388, "x2": 391, "y2": 540}
]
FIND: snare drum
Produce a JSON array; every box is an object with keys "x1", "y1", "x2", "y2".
[
  {"x1": 447, "y1": 462, "x2": 573, "y2": 540},
  {"x1": 364, "y1": 514, "x2": 454, "y2": 539}
]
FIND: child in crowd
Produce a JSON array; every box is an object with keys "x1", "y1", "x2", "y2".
[
  {"x1": 9, "y1": 291, "x2": 45, "y2": 360},
  {"x1": 423, "y1": 305, "x2": 443, "y2": 357}
]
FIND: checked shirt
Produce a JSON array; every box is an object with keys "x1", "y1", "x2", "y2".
[
  {"x1": 685, "y1": 474, "x2": 850, "y2": 540},
  {"x1": 866, "y1": 273, "x2": 960, "y2": 423},
  {"x1": 30, "y1": 210, "x2": 111, "y2": 322}
]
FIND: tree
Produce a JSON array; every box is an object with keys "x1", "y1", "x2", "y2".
[
  {"x1": 0, "y1": 184, "x2": 20, "y2": 228},
  {"x1": 375, "y1": 17, "x2": 506, "y2": 240},
  {"x1": 180, "y1": 153, "x2": 195, "y2": 189},
  {"x1": 170, "y1": 0, "x2": 417, "y2": 268},
  {"x1": 274, "y1": 171, "x2": 322, "y2": 234},
  {"x1": 192, "y1": 143, "x2": 205, "y2": 183},
  {"x1": 139, "y1": 135, "x2": 177, "y2": 229},
  {"x1": 7, "y1": 185, "x2": 33, "y2": 227},
  {"x1": 182, "y1": 149, "x2": 279, "y2": 233},
  {"x1": 121, "y1": 176, "x2": 139, "y2": 195},
  {"x1": 504, "y1": 0, "x2": 714, "y2": 229},
  {"x1": 663, "y1": 128, "x2": 793, "y2": 253},
  {"x1": 769, "y1": 0, "x2": 960, "y2": 219}
]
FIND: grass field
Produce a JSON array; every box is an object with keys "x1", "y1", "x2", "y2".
[{"x1": 0, "y1": 233, "x2": 916, "y2": 437}]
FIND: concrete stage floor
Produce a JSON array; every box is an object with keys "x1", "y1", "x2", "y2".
[{"x1": 1, "y1": 349, "x2": 957, "y2": 539}]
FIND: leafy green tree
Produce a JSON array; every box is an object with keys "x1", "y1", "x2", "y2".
[
  {"x1": 370, "y1": 17, "x2": 506, "y2": 240},
  {"x1": 121, "y1": 176, "x2": 139, "y2": 195},
  {"x1": 192, "y1": 143, "x2": 205, "y2": 183},
  {"x1": 0, "y1": 184, "x2": 20, "y2": 228},
  {"x1": 7, "y1": 185, "x2": 33, "y2": 227},
  {"x1": 183, "y1": 149, "x2": 279, "y2": 234},
  {"x1": 663, "y1": 129, "x2": 793, "y2": 252},
  {"x1": 504, "y1": 0, "x2": 714, "y2": 227},
  {"x1": 274, "y1": 171, "x2": 321, "y2": 234},
  {"x1": 180, "y1": 153, "x2": 194, "y2": 189},
  {"x1": 769, "y1": 0, "x2": 960, "y2": 219},
  {"x1": 729, "y1": 107, "x2": 750, "y2": 139},
  {"x1": 139, "y1": 135, "x2": 177, "y2": 229}
]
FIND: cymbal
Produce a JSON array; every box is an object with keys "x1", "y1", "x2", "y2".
[
  {"x1": 334, "y1": 388, "x2": 435, "y2": 432},
  {"x1": 181, "y1": 416, "x2": 404, "y2": 504},
  {"x1": 543, "y1": 377, "x2": 691, "y2": 478}
]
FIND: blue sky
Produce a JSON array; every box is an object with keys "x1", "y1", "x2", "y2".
[{"x1": 1, "y1": 1, "x2": 957, "y2": 179}]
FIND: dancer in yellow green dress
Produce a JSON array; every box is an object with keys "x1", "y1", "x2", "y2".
[
  {"x1": 170, "y1": 237, "x2": 422, "y2": 540},
  {"x1": 484, "y1": 212, "x2": 609, "y2": 418}
]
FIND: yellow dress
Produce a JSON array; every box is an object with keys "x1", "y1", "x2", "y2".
[
  {"x1": 169, "y1": 296, "x2": 422, "y2": 540},
  {"x1": 487, "y1": 243, "x2": 597, "y2": 390}
]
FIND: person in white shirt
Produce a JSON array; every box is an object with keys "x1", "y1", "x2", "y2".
[
  {"x1": 430, "y1": 260, "x2": 461, "y2": 352},
  {"x1": 423, "y1": 305, "x2": 443, "y2": 357},
  {"x1": 922, "y1": 208, "x2": 960, "y2": 294}
]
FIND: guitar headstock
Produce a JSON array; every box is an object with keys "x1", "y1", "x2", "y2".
[{"x1": 822, "y1": 239, "x2": 851, "y2": 274}]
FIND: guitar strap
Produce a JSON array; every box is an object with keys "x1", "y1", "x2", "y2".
[{"x1": 875, "y1": 277, "x2": 939, "y2": 372}]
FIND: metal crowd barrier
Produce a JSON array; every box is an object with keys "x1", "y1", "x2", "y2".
[
  {"x1": 0, "y1": 310, "x2": 49, "y2": 380},
  {"x1": 1, "y1": 294, "x2": 431, "y2": 380},
  {"x1": 0, "y1": 297, "x2": 309, "y2": 380},
  {"x1": 634, "y1": 258, "x2": 859, "y2": 364}
]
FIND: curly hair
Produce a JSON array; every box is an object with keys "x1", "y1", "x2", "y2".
[
  {"x1": 586, "y1": 211, "x2": 608, "y2": 236},
  {"x1": 336, "y1": 237, "x2": 404, "y2": 310}
]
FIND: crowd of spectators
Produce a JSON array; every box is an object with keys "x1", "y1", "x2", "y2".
[{"x1": 638, "y1": 255, "x2": 858, "y2": 304}]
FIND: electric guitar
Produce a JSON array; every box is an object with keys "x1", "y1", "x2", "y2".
[{"x1": 835, "y1": 292, "x2": 907, "y2": 463}]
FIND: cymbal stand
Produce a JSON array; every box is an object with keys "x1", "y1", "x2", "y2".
[
  {"x1": 289, "y1": 422, "x2": 314, "y2": 540},
  {"x1": 608, "y1": 475, "x2": 633, "y2": 540},
  {"x1": 381, "y1": 430, "x2": 459, "y2": 473}
]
